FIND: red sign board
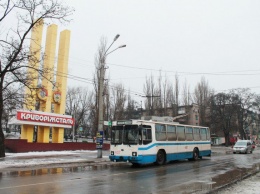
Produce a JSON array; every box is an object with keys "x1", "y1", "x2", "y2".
[{"x1": 17, "y1": 111, "x2": 74, "y2": 126}]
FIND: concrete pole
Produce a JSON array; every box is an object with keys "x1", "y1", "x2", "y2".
[
  {"x1": 96, "y1": 34, "x2": 125, "y2": 158},
  {"x1": 97, "y1": 61, "x2": 105, "y2": 158},
  {"x1": 73, "y1": 104, "x2": 75, "y2": 142}
]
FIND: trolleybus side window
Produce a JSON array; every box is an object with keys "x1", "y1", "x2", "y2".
[
  {"x1": 206, "y1": 128, "x2": 210, "y2": 140},
  {"x1": 177, "y1": 126, "x2": 185, "y2": 141},
  {"x1": 155, "y1": 124, "x2": 166, "y2": 141},
  {"x1": 142, "y1": 125, "x2": 152, "y2": 145},
  {"x1": 200, "y1": 128, "x2": 207, "y2": 140},
  {"x1": 193, "y1": 127, "x2": 200, "y2": 141},
  {"x1": 186, "y1": 127, "x2": 193, "y2": 141},
  {"x1": 167, "y1": 125, "x2": 177, "y2": 141}
]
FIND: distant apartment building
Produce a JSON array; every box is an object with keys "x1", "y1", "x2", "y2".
[{"x1": 175, "y1": 104, "x2": 200, "y2": 126}]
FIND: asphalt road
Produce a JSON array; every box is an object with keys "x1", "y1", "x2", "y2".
[{"x1": 0, "y1": 147, "x2": 260, "y2": 194}]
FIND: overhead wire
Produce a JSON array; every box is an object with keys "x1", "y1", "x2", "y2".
[{"x1": 36, "y1": 42, "x2": 260, "y2": 98}]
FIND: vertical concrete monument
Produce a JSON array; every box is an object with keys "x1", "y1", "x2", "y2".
[
  {"x1": 20, "y1": 20, "x2": 72, "y2": 143},
  {"x1": 37, "y1": 24, "x2": 58, "y2": 143},
  {"x1": 21, "y1": 20, "x2": 44, "y2": 142},
  {"x1": 53, "y1": 30, "x2": 71, "y2": 143}
]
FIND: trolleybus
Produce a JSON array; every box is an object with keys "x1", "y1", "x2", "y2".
[{"x1": 109, "y1": 117, "x2": 211, "y2": 165}]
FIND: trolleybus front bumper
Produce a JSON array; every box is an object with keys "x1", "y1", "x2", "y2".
[{"x1": 109, "y1": 155, "x2": 142, "y2": 163}]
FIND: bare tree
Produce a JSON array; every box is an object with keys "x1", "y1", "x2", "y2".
[
  {"x1": 230, "y1": 88, "x2": 259, "y2": 140},
  {"x1": 154, "y1": 72, "x2": 161, "y2": 115},
  {"x1": 155, "y1": 72, "x2": 174, "y2": 116},
  {"x1": 143, "y1": 74, "x2": 157, "y2": 116},
  {"x1": 209, "y1": 93, "x2": 238, "y2": 146},
  {"x1": 110, "y1": 83, "x2": 126, "y2": 120},
  {"x1": 125, "y1": 91, "x2": 137, "y2": 119},
  {"x1": 66, "y1": 87, "x2": 92, "y2": 138},
  {"x1": 182, "y1": 78, "x2": 191, "y2": 106},
  {"x1": 193, "y1": 77, "x2": 212, "y2": 126},
  {"x1": 2, "y1": 86, "x2": 24, "y2": 131},
  {"x1": 165, "y1": 81, "x2": 176, "y2": 116},
  {"x1": 173, "y1": 73, "x2": 180, "y2": 115},
  {"x1": 0, "y1": 0, "x2": 74, "y2": 157}
]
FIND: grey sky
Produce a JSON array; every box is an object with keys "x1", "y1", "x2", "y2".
[{"x1": 61, "y1": 0, "x2": 260, "y2": 100}]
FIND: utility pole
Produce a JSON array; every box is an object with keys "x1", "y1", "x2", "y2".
[
  {"x1": 72, "y1": 104, "x2": 76, "y2": 142},
  {"x1": 140, "y1": 101, "x2": 142, "y2": 119},
  {"x1": 97, "y1": 59, "x2": 105, "y2": 158},
  {"x1": 106, "y1": 86, "x2": 109, "y2": 140},
  {"x1": 97, "y1": 35, "x2": 126, "y2": 158}
]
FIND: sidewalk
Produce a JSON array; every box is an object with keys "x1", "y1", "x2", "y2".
[{"x1": 0, "y1": 150, "x2": 113, "y2": 171}]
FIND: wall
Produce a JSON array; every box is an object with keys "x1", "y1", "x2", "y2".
[{"x1": 5, "y1": 139, "x2": 110, "y2": 153}]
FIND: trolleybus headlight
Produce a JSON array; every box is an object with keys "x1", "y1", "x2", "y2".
[
  {"x1": 111, "y1": 151, "x2": 114, "y2": 155},
  {"x1": 132, "y1": 152, "x2": 137, "y2": 156}
]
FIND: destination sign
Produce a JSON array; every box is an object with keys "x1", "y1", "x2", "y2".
[{"x1": 117, "y1": 120, "x2": 132, "y2": 125}]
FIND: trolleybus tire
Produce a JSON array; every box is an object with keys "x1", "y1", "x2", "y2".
[
  {"x1": 192, "y1": 148, "x2": 199, "y2": 161},
  {"x1": 132, "y1": 163, "x2": 140, "y2": 167},
  {"x1": 156, "y1": 150, "x2": 166, "y2": 165}
]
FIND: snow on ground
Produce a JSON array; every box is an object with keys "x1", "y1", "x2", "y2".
[
  {"x1": 5, "y1": 150, "x2": 96, "y2": 157},
  {"x1": 4, "y1": 131, "x2": 20, "y2": 139},
  {"x1": 220, "y1": 172, "x2": 260, "y2": 194},
  {"x1": 0, "y1": 150, "x2": 108, "y2": 169}
]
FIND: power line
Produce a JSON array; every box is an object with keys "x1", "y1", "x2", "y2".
[{"x1": 43, "y1": 48, "x2": 260, "y2": 77}]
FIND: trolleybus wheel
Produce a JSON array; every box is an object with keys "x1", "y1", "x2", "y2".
[
  {"x1": 192, "y1": 148, "x2": 199, "y2": 161},
  {"x1": 156, "y1": 150, "x2": 166, "y2": 165},
  {"x1": 132, "y1": 163, "x2": 140, "y2": 167}
]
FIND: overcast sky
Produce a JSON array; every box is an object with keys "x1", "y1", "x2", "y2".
[{"x1": 58, "y1": 0, "x2": 260, "y2": 101}]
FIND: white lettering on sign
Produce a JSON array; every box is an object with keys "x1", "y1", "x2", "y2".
[{"x1": 17, "y1": 112, "x2": 73, "y2": 126}]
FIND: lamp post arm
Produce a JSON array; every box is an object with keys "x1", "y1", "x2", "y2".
[
  {"x1": 105, "y1": 40, "x2": 115, "y2": 55},
  {"x1": 106, "y1": 45, "x2": 126, "y2": 56},
  {"x1": 104, "y1": 34, "x2": 120, "y2": 55}
]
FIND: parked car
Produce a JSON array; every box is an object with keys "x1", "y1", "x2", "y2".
[{"x1": 233, "y1": 140, "x2": 253, "y2": 154}]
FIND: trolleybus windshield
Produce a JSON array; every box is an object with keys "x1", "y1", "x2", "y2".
[
  {"x1": 111, "y1": 124, "x2": 152, "y2": 145},
  {"x1": 111, "y1": 125, "x2": 139, "y2": 145}
]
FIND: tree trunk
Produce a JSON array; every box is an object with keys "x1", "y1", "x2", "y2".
[
  {"x1": 224, "y1": 132, "x2": 230, "y2": 147},
  {"x1": 0, "y1": 84, "x2": 5, "y2": 157},
  {"x1": 0, "y1": 129, "x2": 5, "y2": 157}
]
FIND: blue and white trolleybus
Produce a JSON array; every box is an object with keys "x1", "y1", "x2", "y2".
[{"x1": 109, "y1": 117, "x2": 211, "y2": 165}]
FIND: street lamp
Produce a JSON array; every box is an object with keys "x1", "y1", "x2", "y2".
[{"x1": 97, "y1": 34, "x2": 126, "y2": 158}]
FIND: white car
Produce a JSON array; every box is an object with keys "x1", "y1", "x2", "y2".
[{"x1": 233, "y1": 140, "x2": 253, "y2": 154}]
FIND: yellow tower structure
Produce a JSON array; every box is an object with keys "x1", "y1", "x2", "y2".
[
  {"x1": 52, "y1": 30, "x2": 71, "y2": 143},
  {"x1": 21, "y1": 20, "x2": 44, "y2": 142},
  {"x1": 37, "y1": 24, "x2": 58, "y2": 143}
]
